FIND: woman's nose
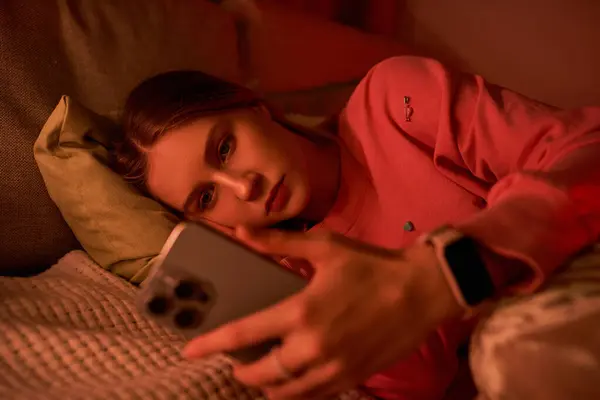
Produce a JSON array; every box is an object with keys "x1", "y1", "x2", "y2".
[{"x1": 214, "y1": 171, "x2": 261, "y2": 202}]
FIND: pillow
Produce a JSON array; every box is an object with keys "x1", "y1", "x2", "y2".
[
  {"x1": 33, "y1": 96, "x2": 329, "y2": 284},
  {"x1": 34, "y1": 96, "x2": 178, "y2": 284}
]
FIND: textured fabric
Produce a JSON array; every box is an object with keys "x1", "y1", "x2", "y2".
[
  {"x1": 298, "y1": 55, "x2": 600, "y2": 398},
  {"x1": 471, "y1": 244, "x2": 600, "y2": 400},
  {"x1": 0, "y1": 0, "x2": 240, "y2": 275},
  {"x1": 0, "y1": 1, "x2": 80, "y2": 274},
  {"x1": 0, "y1": 250, "x2": 371, "y2": 400},
  {"x1": 33, "y1": 96, "x2": 178, "y2": 283}
]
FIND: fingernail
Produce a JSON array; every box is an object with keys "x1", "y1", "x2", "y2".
[{"x1": 181, "y1": 345, "x2": 197, "y2": 358}]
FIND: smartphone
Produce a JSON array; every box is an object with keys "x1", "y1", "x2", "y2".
[{"x1": 136, "y1": 222, "x2": 307, "y2": 363}]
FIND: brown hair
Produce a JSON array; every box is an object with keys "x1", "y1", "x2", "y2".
[
  {"x1": 115, "y1": 70, "x2": 335, "y2": 197},
  {"x1": 115, "y1": 70, "x2": 264, "y2": 190}
]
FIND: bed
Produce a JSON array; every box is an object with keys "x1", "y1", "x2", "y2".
[{"x1": 0, "y1": 251, "x2": 371, "y2": 399}]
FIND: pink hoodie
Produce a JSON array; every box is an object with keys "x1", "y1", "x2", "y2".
[{"x1": 284, "y1": 56, "x2": 600, "y2": 399}]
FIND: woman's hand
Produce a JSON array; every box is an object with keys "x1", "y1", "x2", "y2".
[{"x1": 182, "y1": 228, "x2": 462, "y2": 399}]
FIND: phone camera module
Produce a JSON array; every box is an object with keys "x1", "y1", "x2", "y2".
[
  {"x1": 146, "y1": 295, "x2": 172, "y2": 315},
  {"x1": 174, "y1": 307, "x2": 202, "y2": 329},
  {"x1": 174, "y1": 279, "x2": 210, "y2": 303},
  {"x1": 174, "y1": 280, "x2": 197, "y2": 299}
]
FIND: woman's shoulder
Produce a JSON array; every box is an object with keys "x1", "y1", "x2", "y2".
[
  {"x1": 356, "y1": 55, "x2": 452, "y2": 94},
  {"x1": 338, "y1": 56, "x2": 457, "y2": 148}
]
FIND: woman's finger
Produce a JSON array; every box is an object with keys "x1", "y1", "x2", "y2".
[
  {"x1": 182, "y1": 294, "x2": 298, "y2": 359},
  {"x1": 234, "y1": 335, "x2": 315, "y2": 387},
  {"x1": 236, "y1": 227, "x2": 332, "y2": 261},
  {"x1": 263, "y1": 361, "x2": 343, "y2": 400}
]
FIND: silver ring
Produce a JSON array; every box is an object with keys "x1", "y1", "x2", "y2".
[{"x1": 272, "y1": 346, "x2": 294, "y2": 381}]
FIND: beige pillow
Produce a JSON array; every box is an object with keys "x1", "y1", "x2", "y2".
[
  {"x1": 33, "y1": 96, "x2": 330, "y2": 284},
  {"x1": 34, "y1": 96, "x2": 178, "y2": 284}
]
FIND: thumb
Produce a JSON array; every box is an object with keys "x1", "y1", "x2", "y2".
[{"x1": 235, "y1": 226, "x2": 330, "y2": 261}]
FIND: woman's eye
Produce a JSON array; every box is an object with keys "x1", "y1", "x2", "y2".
[
  {"x1": 198, "y1": 186, "x2": 215, "y2": 211},
  {"x1": 217, "y1": 135, "x2": 235, "y2": 165}
]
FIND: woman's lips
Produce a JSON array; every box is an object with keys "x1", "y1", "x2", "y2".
[{"x1": 266, "y1": 176, "x2": 290, "y2": 215}]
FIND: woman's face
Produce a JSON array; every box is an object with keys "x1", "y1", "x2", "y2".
[{"x1": 145, "y1": 107, "x2": 314, "y2": 229}]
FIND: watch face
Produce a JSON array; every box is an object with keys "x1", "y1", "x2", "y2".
[{"x1": 444, "y1": 236, "x2": 495, "y2": 306}]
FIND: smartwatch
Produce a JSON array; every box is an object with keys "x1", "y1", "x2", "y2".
[{"x1": 419, "y1": 225, "x2": 495, "y2": 309}]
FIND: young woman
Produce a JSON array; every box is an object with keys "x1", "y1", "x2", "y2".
[{"x1": 116, "y1": 56, "x2": 600, "y2": 400}]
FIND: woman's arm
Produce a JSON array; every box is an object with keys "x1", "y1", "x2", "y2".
[{"x1": 358, "y1": 56, "x2": 600, "y2": 294}]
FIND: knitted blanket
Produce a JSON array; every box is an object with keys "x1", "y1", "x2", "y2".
[{"x1": 0, "y1": 251, "x2": 369, "y2": 400}]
